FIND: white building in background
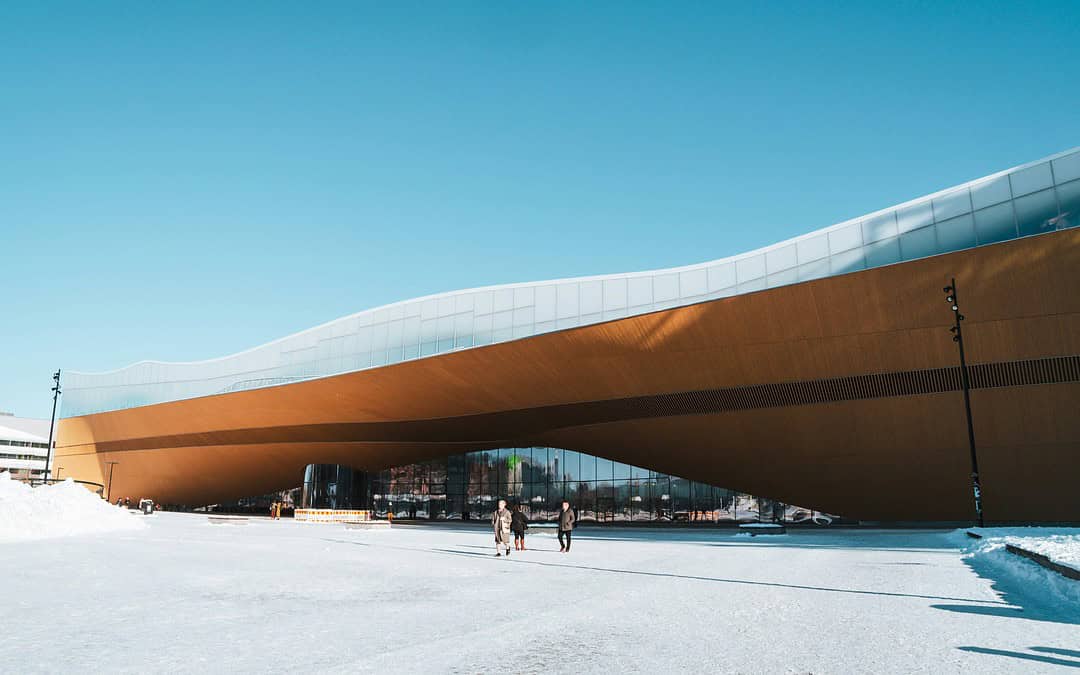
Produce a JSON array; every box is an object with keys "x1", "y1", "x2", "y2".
[{"x1": 0, "y1": 413, "x2": 51, "y2": 479}]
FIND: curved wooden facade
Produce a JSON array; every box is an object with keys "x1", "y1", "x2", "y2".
[{"x1": 57, "y1": 229, "x2": 1080, "y2": 522}]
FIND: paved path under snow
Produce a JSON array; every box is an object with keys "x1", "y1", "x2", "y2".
[{"x1": 3, "y1": 513, "x2": 1078, "y2": 673}]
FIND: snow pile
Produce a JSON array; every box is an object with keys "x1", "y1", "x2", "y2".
[
  {"x1": 955, "y1": 527, "x2": 1080, "y2": 607},
  {"x1": 0, "y1": 472, "x2": 146, "y2": 543},
  {"x1": 998, "y1": 532, "x2": 1080, "y2": 568}
]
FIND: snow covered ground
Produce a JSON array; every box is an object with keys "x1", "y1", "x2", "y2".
[{"x1": 2, "y1": 514, "x2": 1078, "y2": 673}]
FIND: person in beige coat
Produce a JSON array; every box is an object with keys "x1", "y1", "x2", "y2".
[{"x1": 492, "y1": 498, "x2": 513, "y2": 557}]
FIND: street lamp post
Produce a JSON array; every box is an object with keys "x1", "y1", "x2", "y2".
[
  {"x1": 105, "y1": 461, "x2": 120, "y2": 503},
  {"x1": 943, "y1": 278, "x2": 984, "y2": 527},
  {"x1": 43, "y1": 369, "x2": 61, "y2": 483}
]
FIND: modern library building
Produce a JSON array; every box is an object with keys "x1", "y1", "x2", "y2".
[{"x1": 57, "y1": 148, "x2": 1080, "y2": 523}]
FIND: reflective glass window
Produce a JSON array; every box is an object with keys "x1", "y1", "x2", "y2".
[
  {"x1": 556, "y1": 283, "x2": 579, "y2": 318},
  {"x1": 935, "y1": 214, "x2": 977, "y2": 252},
  {"x1": 453, "y1": 313, "x2": 471, "y2": 341},
  {"x1": 765, "y1": 244, "x2": 797, "y2": 273},
  {"x1": 863, "y1": 236, "x2": 901, "y2": 268},
  {"x1": 1052, "y1": 151, "x2": 1080, "y2": 184},
  {"x1": 679, "y1": 268, "x2": 707, "y2": 297},
  {"x1": 627, "y1": 276, "x2": 652, "y2": 307},
  {"x1": 596, "y1": 456, "x2": 614, "y2": 481},
  {"x1": 766, "y1": 267, "x2": 798, "y2": 288},
  {"x1": 437, "y1": 296, "x2": 455, "y2": 317},
  {"x1": 513, "y1": 286, "x2": 534, "y2": 308},
  {"x1": 828, "y1": 222, "x2": 863, "y2": 253},
  {"x1": 613, "y1": 461, "x2": 631, "y2": 480},
  {"x1": 970, "y1": 175, "x2": 1012, "y2": 209},
  {"x1": 472, "y1": 314, "x2": 493, "y2": 345},
  {"x1": 402, "y1": 316, "x2": 421, "y2": 352},
  {"x1": 420, "y1": 318, "x2": 437, "y2": 344},
  {"x1": 437, "y1": 316, "x2": 454, "y2": 351},
  {"x1": 974, "y1": 202, "x2": 1017, "y2": 244},
  {"x1": 580, "y1": 281, "x2": 602, "y2": 314},
  {"x1": 900, "y1": 225, "x2": 937, "y2": 261},
  {"x1": 933, "y1": 188, "x2": 972, "y2": 222},
  {"x1": 512, "y1": 306, "x2": 533, "y2": 327},
  {"x1": 603, "y1": 278, "x2": 628, "y2": 310},
  {"x1": 1056, "y1": 180, "x2": 1080, "y2": 229},
  {"x1": 735, "y1": 254, "x2": 766, "y2": 281},
  {"x1": 534, "y1": 286, "x2": 556, "y2": 322},
  {"x1": 653, "y1": 273, "x2": 679, "y2": 302},
  {"x1": 474, "y1": 291, "x2": 494, "y2": 315},
  {"x1": 796, "y1": 233, "x2": 829, "y2": 263},
  {"x1": 797, "y1": 258, "x2": 830, "y2": 282},
  {"x1": 455, "y1": 293, "x2": 474, "y2": 313},
  {"x1": 1014, "y1": 188, "x2": 1059, "y2": 237},
  {"x1": 896, "y1": 201, "x2": 933, "y2": 234},
  {"x1": 706, "y1": 263, "x2": 737, "y2": 291},
  {"x1": 493, "y1": 288, "x2": 514, "y2": 312},
  {"x1": 579, "y1": 453, "x2": 596, "y2": 481},
  {"x1": 1009, "y1": 162, "x2": 1054, "y2": 197},
  {"x1": 737, "y1": 277, "x2": 767, "y2": 293},
  {"x1": 861, "y1": 212, "x2": 897, "y2": 244},
  {"x1": 829, "y1": 247, "x2": 864, "y2": 275}
]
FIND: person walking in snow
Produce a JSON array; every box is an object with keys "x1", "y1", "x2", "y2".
[
  {"x1": 510, "y1": 503, "x2": 529, "y2": 551},
  {"x1": 492, "y1": 498, "x2": 513, "y2": 557},
  {"x1": 558, "y1": 500, "x2": 575, "y2": 553}
]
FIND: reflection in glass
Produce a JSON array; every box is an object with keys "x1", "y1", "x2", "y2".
[
  {"x1": 1014, "y1": 188, "x2": 1059, "y2": 237},
  {"x1": 1056, "y1": 180, "x2": 1080, "y2": 229},
  {"x1": 974, "y1": 202, "x2": 1017, "y2": 244}
]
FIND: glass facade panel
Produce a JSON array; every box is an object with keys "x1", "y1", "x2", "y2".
[
  {"x1": 797, "y1": 258, "x2": 830, "y2": 282},
  {"x1": 765, "y1": 244, "x2": 797, "y2": 274},
  {"x1": 861, "y1": 212, "x2": 897, "y2": 244},
  {"x1": 862, "y1": 237, "x2": 900, "y2": 268},
  {"x1": 970, "y1": 175, "x2": 1012, "y2": 209},
  {"x1": 735, "y1": 255, "x2": 766, "y2": 282},
  {"x1": 1009, "y1": 162, "x2": 1054, "y2": 197},
  {"x1": 974, "y1": 202, "x2": 1017, "y2": 244},
  {"x1": 796, "y1": 233, "x2": 829, "y2": 263},
  {"x1": 932, "y1": 188, "x2": 972, "y2": 222},
  {"x1": 896, "y1": 201, "x2": 933, "y2": 234},
  {"x1": 706, "y1": 263, "x2": 736, "y2": 291},
  {"x1": 829, "y1": 247, "x2": 864, "y2": 275},
  {"x1": 828, "y1": 222, "x2": 862, "y2": 253},
  {"x1": 899, "y1": 225, "x2": 937, "y2": 261},
  {"x1": 1056, "y1": 180, "x2": 1080, "y2": 229},
  {"x1": 627, "y1": 276, "x2": 653, "y2": 307},
  {"x1": 595, "y1": 456, "x2": 614, "y2": 481},
  {"x1": 653, "y1": 274, "x2": 679, "y2": 302},
  {"x1": 1014, "y1": 188, "x2": 1059, "y2": 237},
  {"x1": 679, "y1": 269, "x2": 707, "y2": 297},
  {"x1": 602, "y1": 278, "x2": 628, "y2": 310},
  {"x1": 935, "y1": 214, "x2": 977, "y2": 252},
  {"x1": 1053, "y1": 151, "x2": 1080, "y2": 184}
]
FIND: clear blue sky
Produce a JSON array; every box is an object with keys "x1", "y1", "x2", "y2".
[{"x1": 3, "y1": 1, "x2": 1078, "y2": 418}]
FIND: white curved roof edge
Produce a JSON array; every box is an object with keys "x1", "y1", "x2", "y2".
[{"x1": 67, "y1": 145, "x2": 1080, "y2": 377}]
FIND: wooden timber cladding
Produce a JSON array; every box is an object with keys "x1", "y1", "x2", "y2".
[{"x1": 70, "y1": 354, "x2": 1080, "y2": 453}]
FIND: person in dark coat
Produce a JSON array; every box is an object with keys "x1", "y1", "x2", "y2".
[
  {"x1": 558, "y1": 500, "x2": 575, "y2": 552},
  {"x1": 510, "y1": 504, "x2": 529, "y2": 551}
]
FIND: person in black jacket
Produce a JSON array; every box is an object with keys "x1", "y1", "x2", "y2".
[
  {"x1": 510, "y1": 504, "x2": 529, "y2": 551},
  {"x1": 558, "y1": 500, "x2": 575, "y2": 552}
]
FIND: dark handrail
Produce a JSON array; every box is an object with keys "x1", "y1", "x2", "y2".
[{"x1": 22, "y1": 477, "x2": 106, "y2": 496}]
